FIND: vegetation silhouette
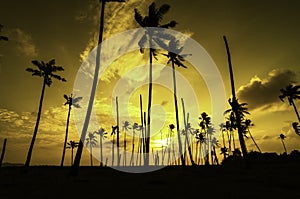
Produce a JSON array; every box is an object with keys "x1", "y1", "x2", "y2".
[
  {"x1": 72, "y1": 0, "x2": 125, "y2": 174},
  {"x1": 0, "y1": 138, "x2": 7, "y2": 168},
  {"x1": 134, "y1": 2, "x2": 177, "y2": 166},
  {"x1": 95, "y1": 128, "x2": 108, "y2": 167},
  {"x1": 60, "y1": 94, "x2": 82, "y2": 167},
  {"x1": 279, "y1": 84, "x2": 300, "y2": 122},
  {"x1": 85, "y1": 132, "x2": 98, "y2": 166},
  {"x1": 0, "y1": 24, "x2": 8, "y2": 41},
  {"x1": 66, "y1": 140, "x2": 79, "y2": 166},
  {"x1": 279, "y1": 133, "x2": 287, "y2": 154},
  {"x1": 25, "y1": 59, "x2": 66, "y2": 167}
]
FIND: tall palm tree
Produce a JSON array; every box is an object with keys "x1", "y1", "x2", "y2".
[
  {"x1": 86, "y1": 132, "x2": 98, "y2": 166},
  {"x1": 66, "y1": 140, "x2": 79, "y2": 166},
  {"x1": 223, "y1": 36, "x2": 248, "y2": 157},
  {"x1": 0, "y1": 24, "x2": 8, "y2": 41},
  {"x1": 25, "y1": 59, "x2": 66, "y2": 167},
  {"x1": 279, "y1": 84, "x2": 300, "y2": 122},
  {"x1": 60, "y1": 94, "x2": 82, "y2": 167},
  {"x1": 134, "y1": 2, "x2": 177, "y2": 166},
  {"x1": 95, "y1": 128, "x2": 107, "y2": 167},
  {"x1": 73, "y1": 0, "x2": 125, "y2": 172},
  {"x1": 279, "y1": 134, "x2": 287, "y2": 154}
]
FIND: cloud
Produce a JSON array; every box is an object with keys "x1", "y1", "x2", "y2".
[
  {"x1": 8, "y1": 28, "x2": 37, "y2": 57},
  {"x1": 237, "y1": 68, "x2": 298, "y2": 110}
]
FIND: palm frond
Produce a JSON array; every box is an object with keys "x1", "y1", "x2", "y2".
[
  {"x1": 63, "y1": 94, "x2": 69, "y2": 101},
  {"x1": 157, "y1": 4, "x2": 170, "y2": 21},
  {"x1": 31, "y1": 60, "x2": 44, "y2": 70},
  {"x1": 134, "y1": 9, "x2": 145, "y2": 27},
  {"x1": 160, "y1": 21, "x2": 177, "y2": 28},
  {"x1": 138, "y1": 34, "x2": 148, "y2": 53},
  {"x1": 0, "y1": 36, "x2": 8, "y2": 41}
]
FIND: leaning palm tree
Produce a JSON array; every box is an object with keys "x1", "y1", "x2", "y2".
[
  {"x1": 73, "y1": 0, "x2": 125, "y2": 172},
  {"x1": 66, "y1": 140, "x2": 79, "y2": 166},
  {"x1": 86, "y1": 132, "x2": 98, "y2": 166},
  {"x1": 0, "y1": 24, "x2": 8, "y2": 41},
  {"x1": 243, "y1": 119, "x2": 261, "y2": 153},
  {"x1": 60, "y1": 94, "x2": 82, "y2": 167},
  {"x1": 279, "y1": 134, "x2": 287, "y2": 154},
  {"x1": 95, "y1": 127, "x2": 107, "y2": 167},
  {"x1": 279, "y1": 84, "x2": 300, "y2": 122},
  {"x1": 223, "y1": 36, "x2": 248, "y2": 157},
  {"x1": 25, "y1": 59, "x2": 66, "y2": 167},
  {"x1": 134, "y1": 2, "x2": 177, "y2": 166}
]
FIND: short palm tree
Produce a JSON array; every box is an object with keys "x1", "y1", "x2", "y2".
[
  {"x1": 60, "y1": 94, "x2": 82, "y2": 167},
  {"x1": 242, "y1": 119, "x2": 261, "y2": 153},
  {"x1": 279, "y1": 84, "x2": 300, "y2": 122},
  {"x1": 86, "y1": 132, "x2": 98, "y2": 166},
  {"x1": 25, "y1": 59, "x2": 66, "y2": 167},
  {"x1": 122, "y1": 121, "x2": 131, "y2": 166},
  {"x1": 279, "y1": 134, "x2": 287, "y2": 154},
  {"x1": 66, "y1": 140, "x2": 79, "y2": 166},
  {"x1": 134, "y1": 2, "x2": 177, "y2": 166},
  {"x1": 95, "y1": 128, "x2": 107, "y2": 167}
]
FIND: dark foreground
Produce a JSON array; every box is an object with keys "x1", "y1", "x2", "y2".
[{"x1": 0, "y1": 159, "x2": 300, "y2": 199}]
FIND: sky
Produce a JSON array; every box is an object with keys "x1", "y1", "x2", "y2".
[{"x1": 0, "y1": 0, "x2": 300, "y2": 166}]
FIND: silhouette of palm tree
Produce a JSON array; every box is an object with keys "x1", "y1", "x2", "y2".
[
  {"x1": 279, "y1": 84, "x2": 300, "y2": 122},
  {"x1": 73, "y1": 0, "x2": 125, "y2": 172},
  {"x1": 25, "y1": 59, "x2": 66, "y2": 167},
  {"x1": 242, "y1": 119, "x2": 261, "y2": 153},
  {"x1": 122, "y1": 121, "x2": 131, "y2": 166},
  {"x1": 292, "y1": 122, "x2": 300, "y2": 136},
  {"x1": 279, "y1": 134, "x2": 287, "y2": 154},
  {"x1": 0, "y1": 24, "x2": 8, "y2": 41},
  {"x1": 223, "y1": 36, "x2": 248, "y2": 157},
  {"x1": 134, "y1": 2, "x2": 176, "y2": 166},
  {"x1": 95, "y1": 128, "x2": 107, "y2": 167},
  {"x1": 66, "y1": 140, "x2": 79, "y2": 166},
  {"x1": 111, "y1": 125, "x2": 118, "y2": 166},
  {"x1": 199, "y1": 112, "x2": 211, "y2": 165},
  {"x1": 86, "y1": 132, "x2": 98, "y2": 166},
  {"x1": 61, "y1": 94, "x2": 82, "y2": 167}
]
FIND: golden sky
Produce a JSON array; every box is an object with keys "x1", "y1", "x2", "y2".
[{"x1": 0, "y1": 0, "x2": 300, "y2": 166}]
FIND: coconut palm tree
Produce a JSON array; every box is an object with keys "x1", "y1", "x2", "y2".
[
  {"x1": 242, "y1": 119, "x2": 261, "y2": 153},
  {"x1": 66, "y1": 140, "x2": 79, "y2": 166},
  {"x1": 122, "y1": 121, "x2": 131, "y2": 166},
  {"x1": 95, "y1": 128, "x2": 107, "y2": 167},
  {"x1": 0, "y1": 24, "x2": 8, "y2": 41},
  {"x1": 279, "y1": 134, "x2": 287, "y2": 154},
  {"x1": 134, "y1": 2, "x2": 177, "y2": 166},
  {"x1": 223, "y1": 36, "x2": 248, "y2": 157},
  {"x1": 199, "y1": 112, "x2": 212, "y2": 165},
  {"x1": 60, "y1": 94, "x2": 82, "y2": 167},
  {"x1": 73, "y1": 0, "x2": 125, "y2": 172},
  {"x1": 86, "y1": 132, "x2": 98, "y2": 166},
  {"x1": 111, "y1": 125, "x2": 118, "y2": 166},
  {"x1": 279, "y1": 84, "x2": 300, "y2": 122},
  {"x1": 25, "y1": 59, "x2": 66, "y2": 167}
]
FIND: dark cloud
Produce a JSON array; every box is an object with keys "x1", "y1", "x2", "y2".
[{"x1": 237, "y1": 69, "x2": 298, "y2": 110}]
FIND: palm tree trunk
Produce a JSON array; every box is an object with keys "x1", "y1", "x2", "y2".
[
  {"x1": 25, "y1": 80, "x2": 46, "y2": 167},
  {"x1": 223, "y1": 36, "x2": 248, "y2": 157},
  {"x1": 281, "y1": 139, "x2": 287, "y2": 154},
  {"x1": 0, "y1": 138, "x2": 7, "y2": 168},
  {"x1": 90, "y1": 145, "x2": 93, "y2": 167},
  {"x1": 71, "y1": 148, "x2": 74, "y2": 166},
  {"x1": 100, "y1": 137, "x2": 103, "y2": 167},
  {"x1": 170, "y1": 61, "x2": 185, "y2": 166},
  {"x1": 291, "y1": 99, "x2": 300, "y2": 122},
  {"x1": 61, "y1": 105, "x2": 71, "y2": 167},
  {"x1": 139, "y1": 94, "x2": 144, "y2": 166},
  {"x1": 145, "y1": 41, "x2": 153, "y2": 166},
  {"x1": 181, "y1": 98, "x2": 195, "y2": 166},
  {"x1": 116, "y1": 96, "x2": 120, "y2": 166},
  {"x1": 73, "y1": 1, "x2": 106, "y2": 172},
  {"x1": 248, "y1": 130, "x2": 261, "y2": 153}
]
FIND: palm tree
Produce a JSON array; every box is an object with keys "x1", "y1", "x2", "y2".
[
  {"x1": 72, "y1": 0, "x2": 125, "y2": 172},
  {"x1": 0, "y1": 24, "x2": 8, "y2": 41},
  {"x1": 199, "y1": 112, "x2": 212, "y2": 165},
  {"x1": 95, "y1": 128, "x2": 107, "y2": 167},
  {"x1": 0, "y1": 138, "x2": 7, "y2": 168},
  {"x1": 242, "y1": 119, "x2": 261, "y2": 153},
  {"x1": 25, "y1": 59, "x2": 66, "y2": 167},
  {"x1": 292, "y1": 122, "x2": 300, "y2": 136},
  {"x1": 223, "y1": 36, "x2": 248, "y2": 157},
  {"x1": 279, "y1": 134, "x2": 287, "y2": 154},
  {"x1": 134, "y1": 2, "x2": 177, "y2": 166},
  {"x1": 66, "y1": 140, "x2": 79, "y2": 166},
  {"x1": 111, "y1": 125, "x2": 118, "y2": 166},
  {"x1": 86, "y1": 132, "x2": 98, "y2": 166},
  {"x1": 60, "y1": 94, "x2": 82, "y2": 167},
  {"x1": 122, "y1": 121, "x2": 131, "y2": 166},
  {"x1": 279, "y1": 84, "x2": 300, "y2": 122}
]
